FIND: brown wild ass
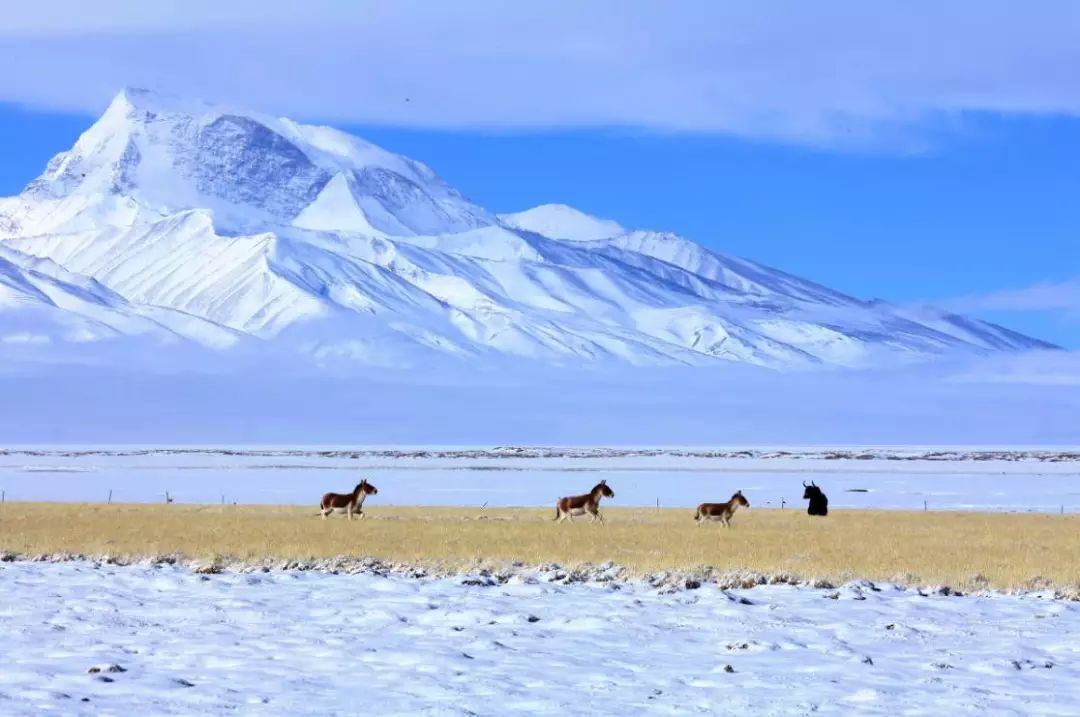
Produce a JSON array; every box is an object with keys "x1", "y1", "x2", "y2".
[
  {"x1": 554, "y1": 480, "x2": 615, "y2": 524},
  {"x1": 319, "y1": 479, "x2": 378, "y2": 520},
  {"x1": 694, "y1": 490, "x2": 749, "y2": 527}
]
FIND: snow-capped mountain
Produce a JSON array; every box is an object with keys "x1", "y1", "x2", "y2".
[
  {"x1": 0, "y1": 88, "x2": 1055, "y2": 369},
  {"x1": 499, "y1": 204, "x2": 625, "y2": 242}
]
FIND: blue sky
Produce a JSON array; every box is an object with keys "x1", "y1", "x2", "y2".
[{"x1": 1, "y1": 1, "x2": 1078, "y2": 346}]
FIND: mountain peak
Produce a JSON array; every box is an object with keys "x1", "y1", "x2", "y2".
[
  {"x1": 499, "y1": 204, "x2": 625, "y2": 241},
  {"x1": 112, "y1": 86, "x2": 174, "y2": 110},
  {"x1": 17, "y1": 87, "x2": 494, "y2": 237},
  {"x1": 0, "y1": 90, "x2": 1055, "y2": 368},
  {"x1": 108, "y1": 87, "x2": 245, "y2": 119}
]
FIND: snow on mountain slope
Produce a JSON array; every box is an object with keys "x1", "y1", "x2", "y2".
[
  {"x1": 0, "y1": 88, "x2": 1056, "y2": 369},
  {"x1": 499, "y1": 203, "x2": 625, "y2": 241},
  {"x1": 4, "y1": 211, "x2": 327, "y2": 335},
  {"x1": 0, "y1": 244, "x2": 239, "y2": 351},
  {"x1": 594, "y1": 230, "x2": 858, "y2": 305}
]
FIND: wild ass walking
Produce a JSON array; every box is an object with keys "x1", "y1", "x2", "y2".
[
  {"x1": 694, "y1": 490, "x2": 750, "y2": 527},
  {"x1": 802, "y1": 481, "x2": 829, "y2": 516},
  {"x1": 319, "y1": 479, "x2": 379, "y2": 520},
  {"x1": 554, "y1": 480, "x2": 615, "y2": 524}
]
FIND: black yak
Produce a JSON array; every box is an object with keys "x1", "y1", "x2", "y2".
[{"x1": 802, "y1": 481, "x2": 828, "y2": 516}]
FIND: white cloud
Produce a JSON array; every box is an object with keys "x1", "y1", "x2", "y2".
[
  {"x1": 945, "y1": 278, "x2": 1080, "y2": 319},
  {"x1": 948, "y1": 349, "x2": 1080, "y2": 386},
  {"x1": 1, "y1": 1, "x2": 1080, "y2": 146}
]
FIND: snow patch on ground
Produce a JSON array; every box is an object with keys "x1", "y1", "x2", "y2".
[{"x1": 0, "y1": 560, "x2": 1076, "y2": 715}]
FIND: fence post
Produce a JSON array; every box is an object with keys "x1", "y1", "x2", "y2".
[{"x1": 107, "y1": 489, "x2": 112, "y2": 504}]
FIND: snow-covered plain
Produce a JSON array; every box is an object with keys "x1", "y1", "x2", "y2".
[
  {"x1": 2, "y1": 447, "x2": 1078, "y2": 512},
  {"x1": 1, "y1": 560, "x2": 1077, "y2": 715}
]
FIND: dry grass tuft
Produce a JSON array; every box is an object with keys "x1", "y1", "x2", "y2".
[{"x1": 1, "y1": 503, "x2": 1078, "y2": 592}]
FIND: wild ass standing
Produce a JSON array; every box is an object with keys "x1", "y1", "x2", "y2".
[
  {"x1": 802, "y1": 481, "x2": 828, "y2": 516},
  {"x1": 554, "y1": 480, "x2": 615, "y2": 524},
  {"x1": 319, "y1": 479, "x2": 378, "y2": 520},
  {"x1": 694, "y1": 490, "x2": 750, "y2": 527}
]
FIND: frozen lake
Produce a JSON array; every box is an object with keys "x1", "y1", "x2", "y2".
[{"x1": 1, "y1": 446, "x2": 1079, "y2": 512}]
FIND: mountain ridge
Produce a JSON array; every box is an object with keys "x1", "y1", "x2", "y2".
[{"x1": 0, "y1": 88, "x2": 1056, "y2": 369}]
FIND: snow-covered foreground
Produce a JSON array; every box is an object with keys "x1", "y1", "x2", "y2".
[
  {"x1": 2, "y1": 447, "x2": 1079, "y2": 512},
  {"x1": 1, "y1": 561, "x2": 1076, "y2": 715}
]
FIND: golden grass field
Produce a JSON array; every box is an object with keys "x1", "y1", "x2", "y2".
[{"x1": 1, "y1": 503, "x2": 1078, "y2": 591}]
